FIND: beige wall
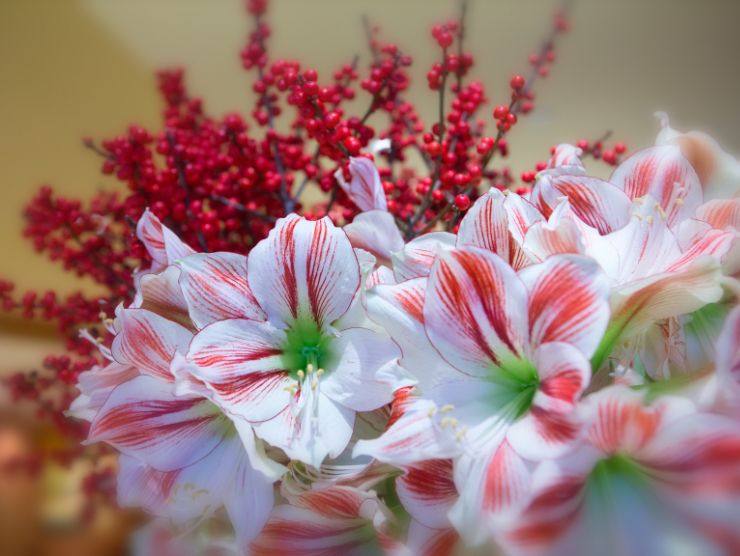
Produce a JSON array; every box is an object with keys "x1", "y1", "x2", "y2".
[{"x1": 1, "y1": 0, "x2": 739, "y2": 341}]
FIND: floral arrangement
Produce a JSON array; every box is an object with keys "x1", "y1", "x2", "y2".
[{"x1": 2, "y1": 0, "x2": 739, "y2": 554}]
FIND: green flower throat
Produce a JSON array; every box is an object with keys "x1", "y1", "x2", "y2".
[{"x1": 281, "y1": 318, "x2": 336, "y2": 380}]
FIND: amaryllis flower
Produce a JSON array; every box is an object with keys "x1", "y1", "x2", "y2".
[
  {"x1": 582, "y1": 199, "x2": 734, "y2": 369},
  {"x1": 334, "y1": 156, "x2": 388, "y2": 212},
  {"x1": 250, "y1": 485, "x2": 402, "y2": 555},
  {"x1": 77, "y1": 308, "x2": 278, "y2": 548},
  {"x1": 656, "y1": 112, "x2": 740, "y2": 200},
  {"x1": 527, "y1": 162, "x2": 734, "y2": 369},
  {"x1": 186, "y1": 214, "x2": 401, "y2": 468},
  {"x1": 503, "y1": 385, "x2": 740, "y2": 556},
  {"x1": 360, "y1": 248, "x2": 610, "y2": 543},
  {"x1": 456, "y1": 188, "x2": 544, "y2": 270}
]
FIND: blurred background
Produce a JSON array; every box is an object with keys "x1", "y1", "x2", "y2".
[{"x1": 1, "y1": 0, "x2": 739, "y2": 553}]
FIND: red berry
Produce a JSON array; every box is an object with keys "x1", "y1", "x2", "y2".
[
  {"x1": 454, "y1": 194, "x2": 471, "y2": 211},
  {"x1": 510, "y1": 74, "x2": 526, "y2": 90},
  {"x1": 493, "y1": 105, "x2": 509, "y2": 120}
]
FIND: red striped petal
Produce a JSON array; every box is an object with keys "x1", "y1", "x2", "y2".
[
  {"x1": 457, "y1": 189, "x2": 543, "y2": 270},
  {"x1": 397, "y1": 459, "x2": 457, "y2": 528},
  {"x1": 178, "y1": 252, "x2": 265, "y2": 329},
  {"x1": 89, "y1": 375, "x2": 228, "y2": 471},
  {"x1": 334, "y1": 157, "x2": 387, "y2": 212},
  {"x1": 520, "y1": 255, "x2": 610, "y2": 358},
  {"x1": 136, "y1": 208, "x2": 195, "y2": 271},
  {"x1": 111, "y1": 308, "x2": 192, "y2": 381},
  {"x1": 611, "y1": 145, "x2": 703, "y2": 227},
  {"x1": 187, "y1": 318, "x2": 290, "y2": 423},
  {"x1": 425, "y1": 248, "x2": 527, "y2": 375},
  {"x1": 531, "y1": 174, "x2": 631, "y2": 234},
  {"x1": 248, "y1": 215, "x2": 360, "y2": 329}
]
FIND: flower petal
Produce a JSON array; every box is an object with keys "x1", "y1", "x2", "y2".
[
  {"x1": 223, "y1": 445, "x2": 277, "y2": 547},
  {"x1": 590, "y1": 198, "x2": 682, "y2": 283},
  {"x1": 523, "y1": 198, "x2": 598, "y2": 262},
  {"x1": 611, "y1": 257, "x2": 726, "y2": 340},
  {"x1": 353, "y1": 391, "x2": 460, "y2": 465},
  {"x1": 253, "y1": 387, "x2": 355, "y2": 469},
  {"x1": 546, "y1": 143, "x2": 586, "y2": 173},
  {"x1": 250, "y1": 487, "x2": 388, "y2": 555},
  {"x1": 425, "y1": 247, "x2": 528, "y2": 376},
  {"x1": 248, "y1": 215, "x2": 360, "y2": 329},
  {"x1": 582, "y1": 385, "x2": 694, "y2": 455},
  {"x1": 531, "y1": 174, "x2": 631, "y2": 234},
  {"x1": 186, "y1": 318, "x2": 291, "y2": 423},
  {"x1": 334, "y1": 156, "x2": 387, "y2": 211},
  {"x1": 610, "y1": 145, "x2": 703, "y2": 227},
  {"x1": 136, "y1": 208, "x2": 195, "y2": 271},
  {"x1": 655, "y1": 113, "x2": 740, "y2": 201},
  {"x1": 365, "y1": 278, "x2": 460, "y2": 393},
  {"x1": 344, "y1": 210, "x2": 404, "y2": 266},
  {"x1": 694, "y1": 198, "x2": 740, "y2": 231},
  {"x1": 111, "y1": 308, "x2": 192, "y2": 382},
  {"x1": 396, "y1": 459, "x2": 457, "y2": 529},
  {"x1": 392, "y1": 232, "x2": 456, "y2": 281},
  {"x1": 89, "y1": 375, "x2": 229, "y2": 471},
  {"x1": 68, "y1": 361, "x2": 138, "y2": 422},
  {"x1": 457, "y1": 189, "x2": 543, "y2": 270},
  {"x1": 450, "y1": 439, "x2": 532, "y2": 545},
  {"x1": 506, "y1": 343, "x2": 589, "y2": 460},
  {"x1": 407, "y1": 522, "x2": 459, "y2": 556},
  {"x1": 519, "y1": 254, "x2": 610, "y2": 357},
  {"x1": 135, "y1": 267, "x2": 191, "y2": 328},
  {"x1": 320, "y1": 327, "x2": 400, "y2": 412},
  {"x1": 177, "y1": 252, "x2": 265, "y2": 329}
]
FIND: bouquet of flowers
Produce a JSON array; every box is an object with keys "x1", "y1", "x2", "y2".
[{"x1": 2, "y1": 0, "x2": 738, "y2": 554}]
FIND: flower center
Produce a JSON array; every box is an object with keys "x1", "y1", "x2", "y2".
[
  {"x1": 588, "y1": 453, "x2": 647, "y2": 495},
  {"x1": 489, "y1": 357, "x2": 540, "y2": 418},
  {"x1": 281, "y1": 317, "x2": 335, "y2": 381}
]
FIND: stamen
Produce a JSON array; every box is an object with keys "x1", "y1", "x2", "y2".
[
  {"x1": 440, "y1": 417, "x2": 458, "y2": 429},
  {"x1": 306, "y1": 363, "x2": 314, "y2": 374},
  {"x1": 440, "y1": 404, "x2": 455, "y2": 413},
  {"x1": 297, "y1": 369, "x2": 305, "y2": 380}
]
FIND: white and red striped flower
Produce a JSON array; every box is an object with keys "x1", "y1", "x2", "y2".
[
  {"x1": 457, "y1": 188, "x2": 544, "y2": 270},
  {"x1": 359, "y1": 248, "x2": 610, "y2": 543},
  {"x1": 79, "y1": 308, "x2": 279, "y2": 548},
  {"x1": 503, "y1": 385, "x2": 740, "y2": 556},
  {"x1": 527, "y1": 147, "x2": 735, "y2": 369},
  {"x1": 186, "y1": 214, "x2": 401, "y2": 468}
]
